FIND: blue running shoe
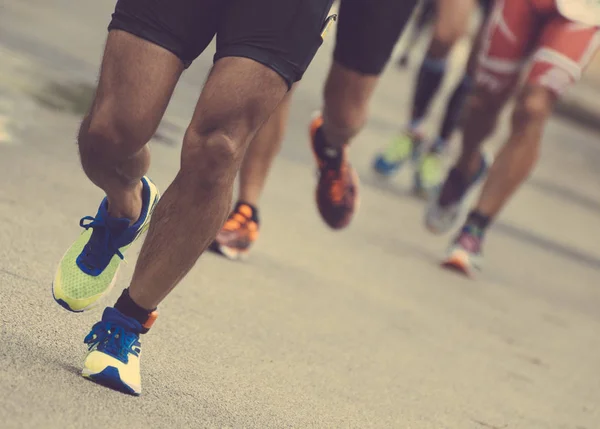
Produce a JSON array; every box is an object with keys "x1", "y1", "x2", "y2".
[
  {"x1": 53, "y1": 177, "x2": 160, "y2": 312},
  {"x1": 82, "y1": 307, "x2": 145, "y2": 395}
]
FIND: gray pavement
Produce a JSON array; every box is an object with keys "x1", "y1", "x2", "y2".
[{"x1": 1, "y1": 2, "x2": 599, "y2": 428}]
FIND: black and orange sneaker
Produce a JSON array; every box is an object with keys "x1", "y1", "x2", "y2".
[
  {"x1": 209, "y1": 202, "x2": 259, "y2": 260},
  {"x1": 309, "y1": 115, "x2": 359, "y2": 230}
]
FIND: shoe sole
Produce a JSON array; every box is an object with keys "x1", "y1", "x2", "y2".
[
  {"x1": 82, "y1": 366, "x2": 140, "y2": 396},
  {"x1": 210, "y1": 243, "x2": 250, "y2": 261},
  {"x1": 441, "y1": 249, "x2": 476, "y2": 278}
]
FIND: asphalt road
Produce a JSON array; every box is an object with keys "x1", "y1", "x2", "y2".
[{"x1": 1, "y1": 2, "x2": 599, "y2": 428}]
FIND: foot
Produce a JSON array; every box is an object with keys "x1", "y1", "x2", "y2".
[
  {"x1": 82, "y1": 307, "x2": 144, "y2": 395},
  {"x1": 373, "y1": 130, "x2": 423, "y2": 177},
  {"x1": 413, "y1": 150, "x2": 443, "y2": 199},
  {"x1": 53, "y1": 176, "x2": 160, "y2": 312},
  {"x1": 310, "y1": 115, "x2": 359, "y2": 230},
  {"x1": 209, "y1": 202, "x2": 259, "y2": 260},
  {"x1": 441, "y1": 225, "x2": 484, "y2": 277},
  {"x1": 424, "y1": 153, "x2": 490, "y2": 235}
]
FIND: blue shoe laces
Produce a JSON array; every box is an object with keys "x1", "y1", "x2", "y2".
[
  {"x1": 85, "y1": 321, "x2": 141, "y2": 364},
  {"x1": 78, "y1": 215, "x2": 125, "y2": 271}
]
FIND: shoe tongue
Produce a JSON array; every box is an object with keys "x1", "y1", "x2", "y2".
[
  {"x1": 97, "y1": 198, "x2": 134, "y2": 234},
  {"x1": 102, "y1": 307, "x2": 143, "y2": 333}
]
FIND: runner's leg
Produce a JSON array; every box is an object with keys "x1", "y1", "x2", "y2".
[
  {"x1": 238, "y1": 87, "x2": 295, "y2": 206},
  {"x1": 440, "y1": 1, "x2": 600, "y2": 274},
  {"x1": 127, "y1": 0, "x2": 334, "y2": 309},
  {"x1": 436, "y1": 9, "x2": 490, "y2": 150},
  {"x1": 474, "y1": 15, "x2": 600, "y2": 218},
  {"x1": 208, "y1": 86, "x2": 295, "y2": 259},
  {"x1": 454, "y1": 0, "x2": 541, "y2": 179},
  {"x1": 53, "y1": 0, "x2": 216, "y2": 313},
  {"x1": 410, "y1": 0, "x2": 475, "y2": 130},
  {"x1": 424, "y1": 0, "x2": 538, "y2": 237},
  {"x1": 79, "y1": 30, "x2": 183, "y2": 221},
  {"x1": 313, "y1": 0, "x2": 418, "y2": 229}
]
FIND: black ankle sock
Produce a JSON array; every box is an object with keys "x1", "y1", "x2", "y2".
[
  {"x1": 115, "y1": 288, "x2": 157, "y2": 333},
  {"x1": 235, "y1": 201, "x2": 260, "y2": 224},
  {"x1": 465, "y1": 210, "x2": 491, "y2": 235},
  {"x1": 314, "y1": 126, "x2": 342, "y2": 163}
]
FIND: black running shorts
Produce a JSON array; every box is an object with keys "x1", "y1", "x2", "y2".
[
  {"x1": 333, "y1": 0, "x2": 419, "y2": 76},
  {"x1": 108, "y1": 0, "x2": 334, "y2": 88}
]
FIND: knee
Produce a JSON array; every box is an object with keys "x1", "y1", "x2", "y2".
[
  {"x1": 467, "y1": 86, "x2": 503, "y2": 116},
  {"x1": 512, "y1": 86, "x2": 554, "y2": 127},
  {"x1": 181, "y1": 127, "x2": 244, "y2": 184},
  {"x1": 79, "y1": 104, "x2": 153, "y2": 161}
]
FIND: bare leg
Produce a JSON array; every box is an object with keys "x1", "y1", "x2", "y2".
[
  {"x1": 321, "y1": 62, "x2": 379, "y2": 149},
  {"x1": 408, "y1": 0, "x2": 475, "y2": 127},
  {"x1": 238, "y1": 86, "x2": 295, "y2": 205},
  {"x1": 435, "y1": 82, "x2": 515, "y2": 209},
  {"x1": 398, "y1": 0, "x2": 437, "y2": 65},
  {"x1": 128, "y1": 58, "x2": 288, "y2": 309},
  {"x1": 79, "y1": 30, "x2": 183, "y2": 221},
  {"x1": 436, "y1": 12, "x2": 489, "y2": 148},
  {"x1": 475, "y1": 85, "x2": 554, "y2": 217},
  {"x1": 454, "y1": 87, "x2": 512, "y2": 177}
]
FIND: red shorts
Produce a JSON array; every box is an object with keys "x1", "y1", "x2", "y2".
[{"x1": 476, "y1": 0, "x2": 600, "y2": 95}]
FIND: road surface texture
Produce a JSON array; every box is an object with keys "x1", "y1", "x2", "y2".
[{"x1": 1, "y1": 2, "x2": 599, "y2": 428}]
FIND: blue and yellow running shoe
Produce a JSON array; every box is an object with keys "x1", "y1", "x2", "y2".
[
  {"x1": 373, "y1": 130, "x2": 423, "y2": 176},
  {"x1": 82, "y1": 307, "x2": 151, "y2": 396},
  {"x1": 53, "y1": 177, "x2": 159, "y2": 312}
]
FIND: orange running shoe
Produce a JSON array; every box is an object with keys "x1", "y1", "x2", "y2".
[
  {"x1": 209, "y1": 202, "x2": 259, "y2": 260},
  {"x1": 309, "y1": 115, "x2": 359, "y2": 230}
]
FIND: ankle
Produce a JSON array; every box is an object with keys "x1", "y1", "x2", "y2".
[
  {"x1": 320, "y1": 116, "x2": 354, "y2": 151},
  {"x1": 107, "y1": 180, "x2": 144, "y2": 223},
  {"x1": 464, "y1": 210, "x2": 491, "y2": 237},
  {"x1": 315, "y1": 126, "x2": 345, "y2": 162},
  {"x1": 115, "y1": 288, "x2": 158, "y2": 334}
]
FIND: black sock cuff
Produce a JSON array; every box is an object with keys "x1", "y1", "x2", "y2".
[
  {"x1": 466, "y1": 210, "x2": 492, "y2": 230},
  {"x1": 115, "y1": 288, "x2": 157, "y2": 334}
]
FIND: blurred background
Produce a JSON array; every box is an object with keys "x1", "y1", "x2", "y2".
[{"x1": 0, "y1": 1, "x2": 599, "y2": 428}]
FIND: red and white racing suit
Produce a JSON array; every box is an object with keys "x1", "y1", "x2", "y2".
[{"x1": 477, "y1": 0, "x2": 600, "y2": 95}]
